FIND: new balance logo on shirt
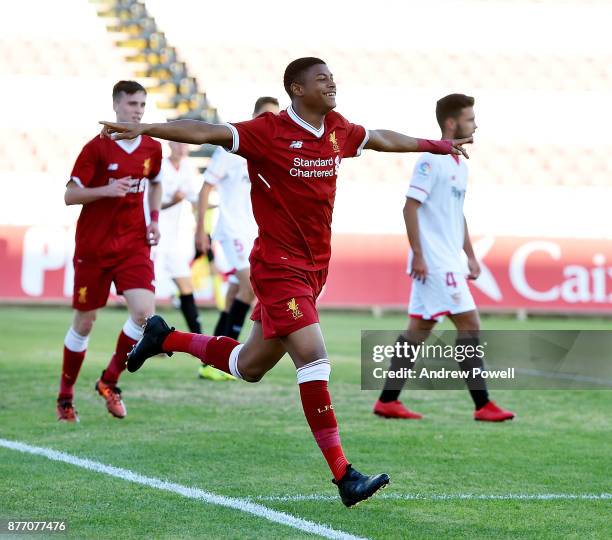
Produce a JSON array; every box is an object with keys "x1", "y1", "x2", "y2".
[{"x1": 289, "y1": 140, "x2": 303, "y2": 149}]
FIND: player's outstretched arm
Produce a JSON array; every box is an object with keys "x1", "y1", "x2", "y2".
[
  {"x1": 365, "y1": 130, "x2": 472, "y2": 158},
  {"x1": 99, "y1": 120, "x2": 233, "y2": 147}
]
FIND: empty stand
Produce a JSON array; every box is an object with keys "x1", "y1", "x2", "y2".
[{"x1": 1, "y1": 0, "x2": 611, "y2": 235}]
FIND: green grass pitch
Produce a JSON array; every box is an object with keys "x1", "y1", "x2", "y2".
[{"x1": 0, "y1": 305, "x2": 610, "y2": 539}]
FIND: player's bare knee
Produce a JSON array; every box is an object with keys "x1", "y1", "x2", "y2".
[
  {"x1": 241, "y1": 371, "x2": 263, "y2": 383},
  {"x1": 128, "y1": 307, "x2": 153, "y2": 327},
  {"x1": 240, "y1": 364, "x2": 266, "y2": 383},
  {"x1": 237, "y1": 286, "x2": 255, "y2": 305},
  {"x1": 452, "y1": 311, "x2": 480, "y2": 336},
  {"x1": 457, "y1": 329, "x2": 480, "y2": 341},
  {"x1": 235, "y1": 274, "x2": 253, "y2": 303},
  {"x1": 74, "y1": 320, "x2": 94, "y2": 336},
  {"x1": 233, "y1": 347, "x2": 258, "y2": 382},
  {"x1": 407, "y1": 319, "x2": 435, "y2": 342},
  {"x1": 73, "y1": 310, "x2": 96, "y2": 335}
]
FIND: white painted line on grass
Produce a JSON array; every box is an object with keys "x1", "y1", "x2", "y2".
[
  {"x1": 0, "y1": 438, "x2": 367, "y2": 540},
  {"x1": 254, "y1": 493, "x2": 612, "y2": 502}
]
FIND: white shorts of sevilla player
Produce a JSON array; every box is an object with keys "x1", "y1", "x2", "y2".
[
  {"x1": 218, "y1": 235, "x2": 255, "y2": 272},
  {"x1": 408, "y1": 271, "x2": 476, "y2": 321},
  {"x1": 154, "y1": 245, "x2": 193, "y2": 281}
]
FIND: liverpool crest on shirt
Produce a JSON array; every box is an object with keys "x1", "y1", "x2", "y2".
[
  {"x1": 329, "y1": 131, "x2": 340, "y2": 153},
  {"x1": 143, "y1": 158, "x2": 151, "y2": 176}
]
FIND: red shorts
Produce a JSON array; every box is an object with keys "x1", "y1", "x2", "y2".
[
  {"x1": 250, "y1": 258, "x2": 328, "y2": 339},
  {"x1": 72, "y1": 251, "x2": 155, "y2": 311}
]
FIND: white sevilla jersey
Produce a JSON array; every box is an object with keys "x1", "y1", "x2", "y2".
[
  {"x1": 157, "y1": 156, "x2": 201, "y2": 246},
  {"x1": 202, "y1": 146, "x2": 257, "y2": 242},
  {"x1": 406, "y1": 153, "x2": 469, "y2": 274}
]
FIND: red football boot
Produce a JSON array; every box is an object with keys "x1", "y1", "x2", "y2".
[
  {"x1": 373, "y1": 400, "x2": 423, "y2": 419},
  {"x1": 95, "y1": 378, "x2": 127, "y2": 419},
  {"x1": 474, "y1": 400, "x2": 515, "y2": 422},
  {"x1": 56, "y1": 399, "x2": 79, "y2": 423}
]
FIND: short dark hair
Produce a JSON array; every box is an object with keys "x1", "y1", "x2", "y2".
[
  {"x1": 112, "y1": 80, "x2": 147, "y2": 101},
  {"x1": 435, "y1": 94, "x2": 475, "y2": 129},
  {"x1": 283, "y1": 57, "x2": 326, "y2": 98},
  {"x1": 253, "y1": 96, "x2": 279, "y2": 114}
]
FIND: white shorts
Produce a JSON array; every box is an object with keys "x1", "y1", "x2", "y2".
[
  {"x1": 408, "y1": 271, "x2": 476, "y2": 321},
  {"x1": 154, "y1": 247, "x2": 193, "y2": 280},
  {"x1": 218, "y1": 236, "x2": 254, "y2": 272}
]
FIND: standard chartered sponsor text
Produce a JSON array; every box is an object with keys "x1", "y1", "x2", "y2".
[{"x1": 290, "y1": 157, "x2": 335, "y2": 178}]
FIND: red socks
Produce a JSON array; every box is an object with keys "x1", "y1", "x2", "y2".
[
  {"x1": 163, "y1": 331, "x2": 240, "y2": 375},
  {"x1": 162, "y1": 333, "x2": 349, "y2": 481},
  {"x1": 103, "y1": 318, "x2": 144, "y2": 384},
  {"x1": 59, "y1": 318, "x2": 144, "y2": 400},
  {"x1": 162, "y1": 330, "x2": 197, "y2": 354},
  {"x1": 58, "y1": 327, "x2": 89, "y2": 400},
  {"x1": 59, "y1": 347, "x2": 86, "y2": 400},
  {"x1": 297, "y1": 361, "x2": 348, "y2": 481},
  {"x1": 102, "y1": 331, "x2": 137, "y2": 384}
]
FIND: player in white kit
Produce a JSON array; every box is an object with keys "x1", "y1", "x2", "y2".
[
  {"x1": 373, "y1": 94, "x2": 515, "y2": 422},
  {"x1": 155, "y1": 142, "x2": 203, "y2": 334},
  {"x1": 196, "y1": 97, "x2": 280, "y2": 379}
]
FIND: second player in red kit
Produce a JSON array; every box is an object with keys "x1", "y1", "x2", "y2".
[
  {"x1": 57, "y1": 81, "x2": 162, "y2": 423},
  {"x1": 71, "y1": 128, "x2": 161, "y2": 310},
  {"x1": 101, "y1": 58, "x2": 472, "y2": 506}
]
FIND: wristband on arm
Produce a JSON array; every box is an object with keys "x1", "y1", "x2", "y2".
[
  {"x1": 150, "y1": 210, "x2": 159, "y2": 223},
  {"x1": 416, "y1": 139, "x2": 453, "y2": 155}
]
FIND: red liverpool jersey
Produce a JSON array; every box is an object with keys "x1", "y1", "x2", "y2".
[
  {"x1": 70, "y1": 134, "x2": 162, "y2": 263},
  {"x1": 227, "y1": 105, "x2": 368, "y2": 270}
]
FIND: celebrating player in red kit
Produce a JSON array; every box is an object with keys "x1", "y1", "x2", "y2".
[
  {"x1": 100, "y1": 59, "x2": 471, "y2": 506},
  {"x1": 57, "y1": 81, "x2": 162, "y2": 422}
]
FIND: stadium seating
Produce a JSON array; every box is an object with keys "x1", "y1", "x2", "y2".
[
  {"x1": 95, "y1": 0, "x2": 217, "y2": 122},
  {"x1": 2, "y1": 0, "x2": 611, "y2": 235},
  {"x1": 0, "y1": 0, "x2": 169, "y2": 225},
  {"x1": 144, "y1": 0, "x2": 612, "y2": 194}
]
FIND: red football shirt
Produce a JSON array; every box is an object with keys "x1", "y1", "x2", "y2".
[
  {"x1": 227, "y1": 106, "x2": 368, "y2": 270},
  {"x1": 70, "y1": 134, "x2": 162, "y2": 263}
]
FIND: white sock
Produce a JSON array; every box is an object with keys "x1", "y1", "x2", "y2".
[
  {"x1": 296, "y1": 359, "x2": 331, "y2": 384},
  {"x1": 228, "y1": 344, "x2": 244, "y2": 380},
  {"x1": 64, "y1": 327, "x2": 89, "y2": 352},
  {"x1": 123, "y1": 317, "x2": 144, "y2": 341}
]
